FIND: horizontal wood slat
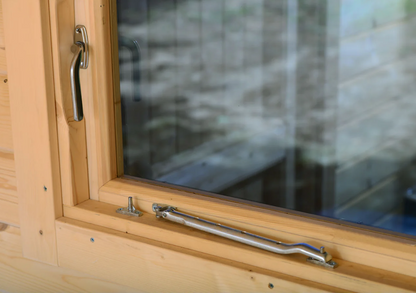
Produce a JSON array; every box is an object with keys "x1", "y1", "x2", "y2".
[
  {"x1": 0, "y1": 198, "x2": 19, "y2": 226},
  {"x1": 0, "y1": 225, "x2": 136, "y2": 292},
  {"x1": 99, "y1": 178, "x2": 416, "y2": 280},
  {"x1": 61, "y1": 207, "x2": 416, "y2": 293},
  {"x1": 0, "y1": 150, "x2": 16, "y2": 204},
  {"x1": 56, "y1": 217, "x2": 347, "y2": 293}
]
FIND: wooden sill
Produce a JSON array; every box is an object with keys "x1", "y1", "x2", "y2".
[
  {"x1": 95, "y1": 178, "x2": 416, "y2": 279},
  {"x1": 56, "y1": 217, "x2": 346, "y2": 293},
  {"x1": 63, "y1": 200, "x2": 416, "y2": 292}
]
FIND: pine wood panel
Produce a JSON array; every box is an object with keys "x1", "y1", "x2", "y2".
[
  {"x1": 99, "y1": 178, "x2": 416, "y2": 279},
  {"x1": 0, "y1": 0, "x2": 4, "y2": 48},
  {"x1": 0, "y1": 225, "x2": 136, "y2": 292},
  {"x1": 63, "y1": 200, "x2": 416, "y2": 292},
  {"x1": 56, "y1": 217, "x2": 346, "y2": 293},
  {"x1": 0, "y1": 74, "x2": 13, "y2": 151},
  {"x1": 3, "y1": 0, "x2": 63, "y2": 265},
  {"x1": 49, "y1": 0, "x2": 89, "y2": 206},
  {"x1": 0, "y1": 149, "x2": 16, "y2": 204},
  {"x1": 0, "y1": 198, "x2": 18, "y2": 226},
  {"x1": 74, "y1": 0, "x2": 117, "y2": 200},
  {"x1": 0, "y1": 47, "x2": 5, "y2": 74}
]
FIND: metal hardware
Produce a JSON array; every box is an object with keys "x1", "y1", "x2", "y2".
[
  {"x1": 117, "y1": 197, "x2": 143, "y2": 217},
  {"x1": 70, "y1": 25, "x2": 89, "y2": 122},
  {"x1": 152, "y1": 204, "x2": 338, "y2": 268},
  {"x1": 74, "y1": 25, "x2": 88, "y2": 69}
]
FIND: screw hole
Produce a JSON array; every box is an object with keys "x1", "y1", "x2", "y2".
[
  {"x1": 90, "y1": 238, "x2": 95, "y2": 243},
  {"x1": 3, "y1": 79, "x2": 7, "y2": 83},
  {"x1": 268, "y1": 283, "x2": 274, "y2": 289},
  {"x1": 39, "y1": 230, "x2": 43, "y2": 235},
  {"x1": 43, "y1": 186, "x2": 47, "y2": 191}
]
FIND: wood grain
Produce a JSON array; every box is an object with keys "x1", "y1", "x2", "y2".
[
  {"x1": 0, "y1": 225, "x2": 137, "y2": 292},
  {"x1": 49, "y1": 0, "x2": 89, "y2": 206},
  {"x1": 64, "y1": 200, "x2": 416, "y2": 292},
  {"x1": 3, "y1": 0, "x2": 63, "y2": 265},
  {"x1": 0, "y1": 149, "x2": 16, "y2": 204},
  {"x1": 0, "y1": 198, "x2": 18, "y2": 226},
  {"x1": 74, "y1": 0, "x2": 117, "y2": 199},
  {"x1": 0, "y1": 47, "x2": 5, "y2": 74},
  {"x1": 0, "y1": 74, "x2": 13, "y2": 151},
  {"x1": 0, "y1": 0, "x2": 4, "y2": 48},
  {"x1": 99, "y1": 178, "x2": 416, "y2": 279},
  {"x1": 56, "y1": 217, "x2": 347, "y2": 293}
]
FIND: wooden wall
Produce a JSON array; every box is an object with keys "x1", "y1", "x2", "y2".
[
  {"x1": 0, "y1": 1, "x2": 19, "y2": 227},
  {"x1": 0, "y1": 2, "x2": 137, "y2": 291},
  {"x1": 0, "y1": 225, "x2": 136, "y2": 292}
]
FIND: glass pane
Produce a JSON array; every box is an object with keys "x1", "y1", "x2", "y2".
[{"x1": 116, "y1": 0, "x2": 416, "y2": 236}]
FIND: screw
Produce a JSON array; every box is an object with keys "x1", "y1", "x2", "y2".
[
  {"x1": 90, "y1": 238, "x2": 95, "y2": 243},
  {"x1": 162, "y1": 213, "x2": 167, "y2": 218},
  {"x1": 39, "y1": 230, "x2": 43, "y2": 235},
  {"x1": 44, "y1": 186, "x2": 47, "y2": 191},
  {"x1": 3, "y1": 79, "x2": 7, "y2": 83},
  {"x1": 320, "y1": 246, "x2": 325, "y2": 254},
  {"x1": 268, "y1": 283, "x2": 274, "y2": 289}
]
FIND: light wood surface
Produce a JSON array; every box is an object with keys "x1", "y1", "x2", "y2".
[
  {"x1": 63, "y1": 200, "x2": 416, "y2": 293},
  {"x1": 0, "y1": 198, "x2": 18, "y2": 226},
  {"x1": 0, "y1": 0, "x2": 4, "y2": 49},
  {"x1": 49, "y1": 0, "x2": 89, "y2": 206},
  {"x1": 0, "y1": 225, "x2": 137, "y2": 292},
  {"x1": 0, "y1": 47, "x2": 5, "y2": 75},
  {"x1": 2, "y1": 0, "x2": 63, "y2": 265},
  {"x1": 56, "y1": 217, "x2": 347, "y2": 293},
  {"x1": 0, "y1": 0, "x2": 18, "y2": 229},
  {"x1": 74, "y1": 0, "x2": 117, "y2": 200},
  {"x1": 0, "y1": 149, "x2": 16, "y2": 204},
  {"x1": 108, "y1": 0, "x2": 124, "y2": 177},
  {"x1": 99, "y1": 178, "x2": 416, "y2": 279},
  {"x1": 0, "y1": 74, "x2": 12, "y2": 151}
]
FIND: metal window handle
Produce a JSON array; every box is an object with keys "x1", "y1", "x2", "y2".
[
  {"x1": 153, "y1": 204, "x2": 338, "y2": 268},
  {"x1": 70, "y1": 25, "x2": 89, "y2": 122}
]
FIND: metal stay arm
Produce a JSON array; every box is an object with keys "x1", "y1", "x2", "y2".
[{"x1": 152, "y1": 204, "x2": 337, "y2": 269}]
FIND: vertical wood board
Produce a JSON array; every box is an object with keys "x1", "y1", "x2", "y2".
[{"x1": 2, "y1": 0, "x2": 62, "y2": 265}]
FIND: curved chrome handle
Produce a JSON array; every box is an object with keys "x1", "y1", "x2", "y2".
[
  {"x1": 152, "y1": 204, "x2": 338, "y2": 268},
  {"x1": 70, "y1": 25, "x2": 89, "y2": 122},
  {"x1": 70, "y1": 43, "x2": 84, "y2": 121}
]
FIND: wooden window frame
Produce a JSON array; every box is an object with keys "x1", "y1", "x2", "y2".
[{"x1": 3, "y1": 0, "x2": 416, "y2": 291}]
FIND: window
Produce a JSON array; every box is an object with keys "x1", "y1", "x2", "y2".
[
  {"x1": 116, "y1": 0, "x2": 416, "y2": 236},
  {"x1": 8, "y1": 0, "x2": 414, "y2": 291}
]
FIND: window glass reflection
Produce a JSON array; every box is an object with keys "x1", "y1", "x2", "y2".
[{"x1": 117, "y1": 0, "x2": 416, "y2": 236}]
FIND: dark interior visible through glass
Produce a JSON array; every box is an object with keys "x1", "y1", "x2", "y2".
[{"x1": 116, "y1": 0, "x2": 416, "y2": 236}]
